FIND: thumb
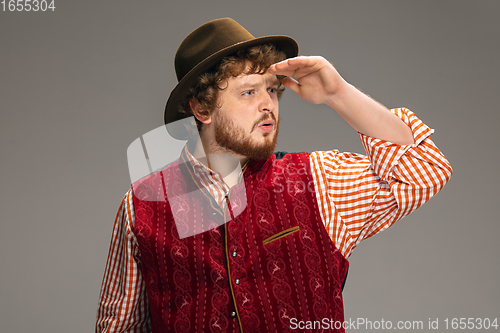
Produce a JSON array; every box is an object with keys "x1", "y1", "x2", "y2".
[{"x1": 282, "y1": 76, "x2": 300, "y2": 94}]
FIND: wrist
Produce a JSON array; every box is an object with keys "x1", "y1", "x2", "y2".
[{"x1": 324, "y1": 81, "x2": 355, "y2": 110}]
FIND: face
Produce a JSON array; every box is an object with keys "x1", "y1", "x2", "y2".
[{"x1": 209, "y1": 70, "x2": 280, "y2": 160}]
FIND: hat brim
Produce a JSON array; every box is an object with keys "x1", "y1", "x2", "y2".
[{"x1": 164, "y1": 35, "x2": 298, "y2": 140}]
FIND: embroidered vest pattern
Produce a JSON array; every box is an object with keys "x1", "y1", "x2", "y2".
[{"x1": 133, "y1": 153, "x2": 349, "y2": 333}]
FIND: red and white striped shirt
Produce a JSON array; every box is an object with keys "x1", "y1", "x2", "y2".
[{"x1": 96, "y1": 108, "x2": 452, "y2": 332}]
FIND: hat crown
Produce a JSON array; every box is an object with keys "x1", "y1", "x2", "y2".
[{"x1": 175, "y1": 18, "x2": 255, "y2": 81}]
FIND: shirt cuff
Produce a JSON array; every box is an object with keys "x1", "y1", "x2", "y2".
[{"x1": 358, "y1": 107, "x2": 434, "y2": 182}]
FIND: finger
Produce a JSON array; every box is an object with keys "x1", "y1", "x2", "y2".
[
  {"x1": 281, "y1": 76, "x2": 301, "y2": 94},
  {"x1": 269, "y1": 57, "x2": 320, "y2": 76},
  {"x1": 279, "y1": 57, "x2": 319, "y2": 70},
  {"x1": 269, "y1": 57, "x2": 307, "y2": 71},
  {"x1": 268, "y1": 61, "x2": 296, "y2": 76},
  {"x1": 269, "y1": 68, "x2": 296, "y2": 76}
]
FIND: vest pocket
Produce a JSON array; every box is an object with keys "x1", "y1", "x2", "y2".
[{"x1": 263, "y1": 226, "x2": 300, "y2": 245}]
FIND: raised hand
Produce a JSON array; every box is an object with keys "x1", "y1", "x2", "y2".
[
  {"x1": 269, "y1": 55, "x2": 414, "y2": 145},
  {"x1": 268, "y1": 56, "x2": 348, "y2": 105}
]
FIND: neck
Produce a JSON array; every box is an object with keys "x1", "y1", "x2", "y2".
[{"x1": 191, "y1": 137, "x2": 248, "y2": 188}]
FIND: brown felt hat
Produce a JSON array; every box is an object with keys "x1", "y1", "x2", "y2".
[{"x1": 164, "y1": 18, "x2": 298, "y2": 139}]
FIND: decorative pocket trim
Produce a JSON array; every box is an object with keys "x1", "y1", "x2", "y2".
[{"x1": 263, "y1": 226, "x2": 300, "y2": 245}]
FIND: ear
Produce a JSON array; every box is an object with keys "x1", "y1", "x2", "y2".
[{"x1": 189, "y1": 99, "x2": 212, "y2": 125}]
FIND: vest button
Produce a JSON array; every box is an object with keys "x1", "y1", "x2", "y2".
[
  {"x1": 212, "y1": 212, "x2": 217, "y2": 216},
  {"x1": 231, "y1": 251, "x2": 237, "y2": 257},
  {"x1": 230, "y1": 311, "x2": 236, "y2": 318},
  {"x1": 235, "y1": 278, "x2": 240, "y2": 285}
]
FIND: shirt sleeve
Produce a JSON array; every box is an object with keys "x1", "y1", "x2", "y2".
[
  {"x1": 96, "y1": 189, "x2": 152, "y2": 333},
  {"x1": 310, "y1": 107, "x2": 453, "y2": 259}
]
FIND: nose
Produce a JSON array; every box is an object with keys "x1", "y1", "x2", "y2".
[{"x1": 259, "y1": 91, "x2": 275, "y2": 113}]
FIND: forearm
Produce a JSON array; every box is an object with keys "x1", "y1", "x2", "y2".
[
  {"x1": 96, "y1": 190, "x2": 150, "y2": 332},
  {"x1": 270, "y1": 56, "x2": 415, "y2": 145},
  {"x1": 325, "y1": 82, "x2": 414, "y2": 145}
]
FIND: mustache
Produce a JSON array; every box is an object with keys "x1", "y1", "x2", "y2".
[{"x1": 251, "y1": 113, "x2": 277, "y2": 132}]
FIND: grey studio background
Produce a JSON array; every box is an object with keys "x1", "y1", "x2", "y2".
[{"x1": 1, "y1": 0, "x2": 499, "y2": 332}]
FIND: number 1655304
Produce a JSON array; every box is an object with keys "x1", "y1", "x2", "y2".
[{"x1": 1, "y1": 0, "x2": 56, "y2": 11}]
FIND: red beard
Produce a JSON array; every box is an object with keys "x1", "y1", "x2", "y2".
[{"x1": 213, "y1": 111, "x2": 279, "y2": 160}]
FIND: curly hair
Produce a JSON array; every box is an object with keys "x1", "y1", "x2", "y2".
[{"x1": 179, "y1": 43, "x2": 287, "y2": 132}]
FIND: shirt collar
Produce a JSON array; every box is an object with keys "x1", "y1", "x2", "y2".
[{"x1": 181, "y1": 145, "x2": 250, "y2": 184}]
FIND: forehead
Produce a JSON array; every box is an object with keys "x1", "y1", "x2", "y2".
[{"x1": 225, "y1": 70, "x2": 279, "y2": 88}]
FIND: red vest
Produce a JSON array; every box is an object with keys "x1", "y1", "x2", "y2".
[{"x1": 132, "y1": 152, "x2": 349, "y2": 333}]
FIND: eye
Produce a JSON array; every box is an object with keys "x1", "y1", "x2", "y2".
[
  {"x1": 268, "y1": 87, "x2": 278, "y2": 94},
  {"x1": 242, "y1": 90, "x2": 254, "y2": 96}
]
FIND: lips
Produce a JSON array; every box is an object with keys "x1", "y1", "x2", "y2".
[{"x1": 257, "y1": 119, "x2": 275, "y2": 133}]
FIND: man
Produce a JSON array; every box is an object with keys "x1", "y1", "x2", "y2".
[{"x1": 96, "y1": 18, "x2": 452, "y2": 332}]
